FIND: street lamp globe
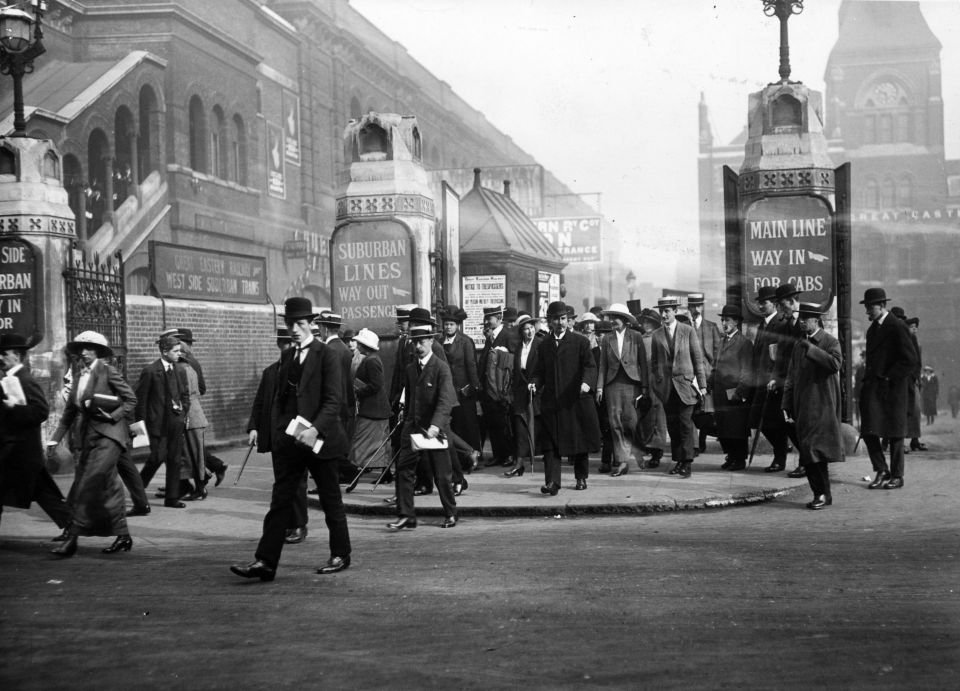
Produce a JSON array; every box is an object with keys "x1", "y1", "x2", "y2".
[{"x1": 0, "y1": 8, "x2": 34, "y2": 54}]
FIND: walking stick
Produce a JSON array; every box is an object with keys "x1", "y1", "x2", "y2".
[
  {"x1": 853, "y1": 432, "x2": 862, "y2": 454},
  {"x1": 370, "y1": 446, "x2": 402, "y2": 492},
  {"x1": 747, "y1": 388, "x2": 771, "y2": 468},
  {"x1": 527, "y1": 390, "x2": 536, "y2": 472},
  {"x1": 345, "y1": 417, "x2": 405, "y2": 493},
  {"x1": 234, "y1": 443, "x2": 256, "y2": 485}
]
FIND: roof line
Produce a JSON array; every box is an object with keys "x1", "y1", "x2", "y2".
[{"x1": 58, "y1": 51, "x2": 167, "y2": 123}]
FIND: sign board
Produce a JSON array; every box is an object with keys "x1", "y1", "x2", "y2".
[
  {"x1": 330, "y1": 221, "x2": 414, "y2": 336},
  {"x1": 0, "y1": 237, "x2": 41, "y2": 343},
  {"x1": 266, "y1": 122, "x2": 286, "y2": 199},
  {"x1": 742, "y1": 195, "x2": 834, "y2": 316},
  {"x1": 462, "y1": 274, "x2": 506, "y2": 347},
  {"x1": 537, "y1": 271, "x2": 559, "y2": 318},
  {"x1": 150, "y1": 242, "x2": 267, "y2": 303},
  {"x1": 532, "y1": 216, "x2": 602, "y2": 263},
  {"x1": 282, "y1": 92, "x2": 301, "y2": 166},
  {"x1": 440, "y1": 182, "x2": 460, "y2": 305}
]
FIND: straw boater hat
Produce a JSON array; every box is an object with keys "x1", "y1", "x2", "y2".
[
  {"x1": 656, "y1": 297, "x2": 679, "y2": 310},
  {"x1": 0, "y1": 333, "x2": 31, "y2": 352},
  {"x1": 439, "y1": 305, "x2": 468, "y2": 323},
  {"x1": 687, "y1": 293, "x2": 705, "y2": 306},
  {"x1": 482, "y1": 305, "x2": 504, "y2": 318},
  {"x1": 601, "y1": 302, "x2": 635, "y2": 323},
  {"x1": 515, "y1": 313, "x2": 537, "y2": 330},
  {"x1": 66, "y1": 331, "x2": 113, "y2": 358},
  {"x1": 408, "y1": 323, "x2": 437, "y2": 340},
  {"x1": 796, "y1": 302, "x2": 825, "y2": 319},
  {"x1": 352, "y1": 328, "x2": 380, "y2": 351},
  {"x1": 316, "y1": 310, "x2": 343, "y2": 328},
  {"x1": 283, "y1": 296, "x2": 319, "y2": 320},
  {"x1": 859, "y1": 287, "x2": 890, "y2": 305}
]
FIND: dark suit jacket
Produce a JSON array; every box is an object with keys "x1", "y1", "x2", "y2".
[
  {"x1": 860, "y1": 312, "x2": 918, "y2": 437},
  {"x1": 711, "y1": 330, "x2": 753, "y2": 438},
  {"x1": 439, "y1": 331, "x2": 480, "y2": 398},
  {"x1": 180, "y1": 347, "x2": 205, "y2": 395},
  {"x1": 479, "y1": 325, "x2": 520, "y2": 396},
  {"x1": 694, "y1": 317, "x2": 722, "y2": 379},
  {"x1": 0, "y1": 365, "x2": 49, "y2": 508},
  {"x1": 403, "y1": 354, "x2": 457, "y2": 433},
  {"x1": 389, "y1": 334, "x2": 447, "y2": 407},
  {"x1": 512, "y1": 335, "x2": 542, "y2": 416},
  {"x1": 354, "y1": 354, "x2": 391, "y2": 419},
  {"x1": 247, "y1": 360, "x2": 280, "y2": 453},
  {"x1": 135, "y1": 358, "x2": 190, "y2": 437},
  {"x1": 273, "y1": 339, "x2": 348, "y2": 459},
  {"x1": 55, "y1": 359, "x2": 137, "y2": 448},
  {"x1": 326, "y1": 337, "x2": 356, "y2": 417},
  {"x1": 597, "y1": 327, "x2": 647, "y2": 387},
  {"x1": 650, "y1": 321, "x2": 707, "y2": 405}
]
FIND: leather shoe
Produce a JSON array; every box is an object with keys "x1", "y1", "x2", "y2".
[
  {"x1": 215, "y1": 465, "x2": 228, "y2": 487},
  {"x1": 764, "y1": 462, "x2": 785, "y2": 473},
  {"x1": 868, "y1": 470, "x2": 891, "y2": 489},
  {"x1": 540, "y1": 483, "x2": 560, "y2": 496},
  {"x1": 50, "y1": 534, "x2": 78, "y2": 557},
  {"x1": 611, "y1": 463, "x2": 629, "y2": 477},
  {"x1": 453, "y1": 479, "x2": 468, "y2": 496},
  {"x1": 720, "y1": 457, "x2": 733, "y2": 470},
  {"x1": 386, "y1": 517, "x2": 417, "y2": 530},
  {"x1": 230, "y1": 559, "x2": 275, "y2": 582},
  {"x1": 806, "y1": 495, "x2": 831, "y2": 510},
  {"x1": 102, "y1": 536, "x2": 133, "y2": 553},
  {"x1": 125, "y1": 505, "x2": 151, "y2": 517},
  {"x1": 164, "y1": 500, "x2": 186, "y2": 509},
  {"x1": 52, "y1": 527, "x2": 71, "y2": 542},
  {"x1": 503, "y1": 464, "x2": 524, "y2": 478},
  {"x1": 317, "y1": 555, "x2": 350, "y2": 574},
  {"x1": 646, "y1": 452, "x2": 662, "y2": 468},
  {"x1": 413, "y1": 485, "x2": 432, "y2": 496},
  {"x1": 440, "y1": 516, "x2": 457, "y2": 529},
  {"x1": 598, "y1": 463, "x2": 612, "y2": 474},
  {"x1": 381, "y1": 495, "x2": 397, "y2": 505},
  {"x1": 669, "y1": 462, "x2": 682, "y2": 475},
  {"x1": 678, "y1": 461, "x2": 692, "y2": 478},
  {"x1": 468, "y1": 450, "x2": 481, "y2": 472},
  {"x1": 883, "y1": 477, "x2": 904, "y2": 490},
  {"x1": 787, "y1": 466, "x2": 806, "y2": 478},
  {"x1": 154, "y1": 489, "x2": 166, "y2": 498},
  {"x1": 912, "y1": 442, "x2": 927, "y2": 451},
  {"x1": 483, "y1": 456, "x2": 500, "y2": 467},
  {"x1": 284, "y1": 526, "x2": 308, "y2": 544},
  {"x1": 183, "y1": 488, "x2": 207, "y2": 501},
  {"x1": 575, "y1": 478, "x2": 587, "y2": 491},
  {"x1": 726, "y1": 460, "x2": 746, "y2": 471}
]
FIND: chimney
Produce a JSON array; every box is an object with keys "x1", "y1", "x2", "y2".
[
  {"x1": 473, "y1": 167, "x2": 481, "y2": 189},
  {"x1": 503, "y1": 180, "x2": 511, "y2": 198}
]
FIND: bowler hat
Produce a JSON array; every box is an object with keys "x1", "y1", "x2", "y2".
[
  {"x1": 775, "y1": 283, "x2": 802, "y2": 302},
  {"x1": 395, "y1": 304, "x2": 417, "y2": 322},
  {"x1": 889, "y1": 306, "x2": 906, "y2": 320},
  {"x1": 482, "y1": 305, "x2": 504, "y2": 318},
  {"x1": 283, "y1": 297, "x2": 318, "y2": 321},
  {"x1": 906, "y1": 317, "x2": 919, "y2": 327},
  {"x1": 176, "y1": 327, "x2": 194, "y2": 345},
  {"x1": 756, "y1": 286, "x2": 778, "y2": 302},
  {"x1": 352, "y1": 328, "x2": 380, "y2": 351},
  {"x1": 602, "y1": 303, "x2": 635, "y2": 323},
  {"x1": 546, "y1": 301, "x2": 568, "y2": 318},
  {"x1": 408, "y1": 307, "x2": 437, "y2": 327},
  {"x1": 439, "y1": 304, "x2": 467, "y2": 323},
  {"x1": 503, "y1": 307, "x2": 518, "y2": 323},
  {"x1": 0, "y1": 333, "x2": 30, "y2": 351},
  {"x1": 718, "y1": 304, "x2": 742, "y2": 320},
  {"x1": 408, "y1": 324, "x2": 437, "y2": 340},
  {"x1": 657, "y1": 297, "x2": 679, "y2": 310},
  {"x1": 316, "y1": 311, "x2": 343, "y2": 328},
  {"x1": 67, "y1": 330, "x2": 113, "y2": 358},
  {"x1": 687, "y1": 292, "x2": 705, "y2": 306},
  {"x1": 796, "y1": 302, "x2": 825, "y2": 318},
  {"x1": 859, "y1": 287, "x2": 890, "y2": 305}
]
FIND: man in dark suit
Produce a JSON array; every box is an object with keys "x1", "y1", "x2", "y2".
[
  {"x1": 859, "y1": 288, "x2": 918, "y2": 490},
  {"x1": 650, "y1": 297, "x2": 707, "y2": 478},
  {"x1": 712, "y1": 305, "x2": 754, "y2": 471},
  {"x1": 687, "y1": 293, "x2": 721, "y2": 454},
  {"x1": 387, "y1": 322, "x2": 458, "y2": 530},
  {"x1": 316, "y1": 310, "x2": 360, "y2": 481},
  {"x1": 597, "y1": 303, "x2": 648, "y2": 477},
  {"x1": 137, "y1": 334, "x2": 191, "y2": 508},
  {"x1": 530, "y1": 301, "x2": 601, "y2": 494},
  {"x1": 231, "y1": 297, "x2": 352, "y2": 581},
  {"x1": 438, "y1": 305, "x2": 482, "y2": 474},
  {"x1": 773, "y1": 283, "x2": 806, "y2": 477},
  {"x1": 0, "y1": 334, "x2": 71, "y2": 533},
  {"x1": 478, "y1": 305, "x2": 520, "y2": 467}
]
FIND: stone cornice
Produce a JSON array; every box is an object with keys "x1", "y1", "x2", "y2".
[
  {"x1": 336, "y1": 193, "x2": 434, "y2": 221},
  {"x1": 739, "y1": 168, "x2": 836, "y2": 196}
]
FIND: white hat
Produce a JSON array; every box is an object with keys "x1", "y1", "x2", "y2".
[
  {"x1": 577, "y1": 312, "x2": 600, "y2": 324},
  {"x1": 352, "y1": 328, "x2": 380, "y2": 352},
  {"x1": 601, "y1": 303, "x2": 635, "y2": 323},
  {"x1": 66, "y1": 330, "x2": 113, "y2": 358}
]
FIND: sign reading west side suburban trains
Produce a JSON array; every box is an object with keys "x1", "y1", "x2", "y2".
[
  {"x1": 330, "y1": 221, "x2": 414, "y2": 336},
  {"x1": 150, "y1": 242, "x2": 267, "y2": 303},
  {"x1": 742, "y1": 195, "x2": 834, "y2": 313}
]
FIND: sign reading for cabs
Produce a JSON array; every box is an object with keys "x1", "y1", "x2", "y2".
[
  {"x1": 150, "y1": 242, "x2": 267, "y2": 303},
  {"x1": 742, "y1": 195, "x2": 833, "y2": 310},
  {"x1": 0, "y1": 237, "x2": 41, "y2": 341},
  {"x1": 331, "y1": 221, "x2": 414, "y2": 335}
]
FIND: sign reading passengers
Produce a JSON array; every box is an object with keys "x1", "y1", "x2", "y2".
[
  {"x1": 533, "y1": 216, "x2": 601, "y2": 263},
  {"x1": 330, "y1": 221, "x2": 414, "y2": 335},
  {"x1": 742, "y1": 195, "x2": 834, "y2": 314}
]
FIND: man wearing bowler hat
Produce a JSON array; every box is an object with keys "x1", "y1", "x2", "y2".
[
  {"x1": 650, "y1": 296, "x2": 707, "y2": 478},
  {"x1": 774, "y1": 283, "x2": 806, "y2": 477},
  {"x1": 711, "y1": 305, "x2": 753, "y2": 471},
  {"x1": 0, "y1": 334, "x2": 72, "y2": 534},
  {"x1": 231, "y1": 297, "x2": 352, "y2": 580},
  {"x1": 478, "y1": 305, "x2": 520, "y2": 467},
  {"x1": 317, "y1": 310, "x2": 361, "y2": 481},
  {"x1": 858, "y1": 288, "x2": 917, "y2": 490}
]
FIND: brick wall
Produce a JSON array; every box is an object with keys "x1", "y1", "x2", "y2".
[{"x1": 125, "y1": 296, "x2": 281, "y2": 442}]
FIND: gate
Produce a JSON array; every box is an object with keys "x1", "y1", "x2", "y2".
[{"x1": 63, "y1": 244, "x2": 127, "y2": 376}]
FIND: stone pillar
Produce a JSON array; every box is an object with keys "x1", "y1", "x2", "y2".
[{"x1": 102, "y1": 154, "x2": 115, "y2": 226}]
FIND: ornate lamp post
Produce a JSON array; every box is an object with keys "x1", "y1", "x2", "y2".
[
  {"x1": 762, "y1": 0, "x2": 803, "y2": 83},
  {"x1": 0, "y1": 0, "x2": 48, "y2": 138}
]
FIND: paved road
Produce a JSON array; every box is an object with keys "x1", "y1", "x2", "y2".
[{"x1": 1, "y1": 444, "x2": 958, "y2": 689}]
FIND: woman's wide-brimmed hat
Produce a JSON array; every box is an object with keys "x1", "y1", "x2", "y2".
[
  {"x1": 66, "y1": 330, "x2": 113, "y2": 358},
  {"x1": 640, "y1": 308, "x2": 662, "y2": 325},
  {"x1": 602, "y1": 303, "x2": 635, "y2": 323},
  {"x1": 352, "y1": 328, "x2": 380, "y2": 351},
  {"x1": 439, "y1": 304, "x2": 468, "y2": 323},
  {"x1": 283, "y1": 296, "x2": 318, "y2": 320}
]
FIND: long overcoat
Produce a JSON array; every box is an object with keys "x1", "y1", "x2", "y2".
[
  {"x1": 859, "y1": 314, "x2": 918, "y2": 438},
  {"x1": 711, "y1": 330, "x2": 753, "y2": 440},
  {"x1": 783, "y1": 330, "x2": 844, "y2": 465},
  {"x1": 532, "y1": 330, "x2": 600, "y2": 456},
  {"x1": 0, "y1": 365, "x2": 50, "y2": 508},
  {"x1": 921, "y1": 373, "x2": 939, "y2": 417},
  {"x1": 749, "y1": 314, "x2": 799, "y2": 429}
]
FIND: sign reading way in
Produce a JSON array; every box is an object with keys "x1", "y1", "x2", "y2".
[
  {"x1": 330, "y1": 221, "x2": 414, "y2": 336},
  {"x1": 150, "y1": 242, "x2": 267, "y2": 303},
  {"x1": 742, "y1": 195, "x2": 834, "y2": 314},
  {"x1": 0, "y1": 237, "x2": 41, "y2": 341},
  {"x1": 533, "y1": 216, "x2": 601, "y2": 263}
]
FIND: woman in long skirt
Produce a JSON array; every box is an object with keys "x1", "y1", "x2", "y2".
[{"x1": 349, "y1": 330, "x2": 392, "y2": 475}]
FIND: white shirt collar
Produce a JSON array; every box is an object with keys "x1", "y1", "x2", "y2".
[
  {"x1": 324, "y1": 335, "x2": 338, "y2": 344},
  {"x1": 299, "y1": 335, "x2": 315, "y2": 348},
  {"x1": 418, "y1": 351, "x2": 433, "y2": 367},
  {"x1": 492, "y1": 324, "x2": 503, "y2": 339},
  {"x1": 764, "y1": 311, "x2": 777, "y2": 325},
  {"x1": 877, "y1": 312, "x2": 888, "y2": 325},
  {"x1": 6, "y1": 363, "x2": 23, "y2": 376}
]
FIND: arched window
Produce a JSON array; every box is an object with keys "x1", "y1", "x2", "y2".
[
  {"x1": 43, "y1": 151, "x2": 59, "y2": 180},
  {"x1": 138, "y1": 85, "x2": 159, "y2": 182},
  {"x1": 231, "y1": 114, "x2": 247, "y2": 185},
  {"x1": 188, "y1": 95, "x2": 207, "y2": 172},
  {"x1": 210, "y1": 105, "x2": 227, "y2": 179},
  {"x1": 864, "y1": 178, "x2": 879, "y2": 208},
  {"x1": 114, "y1": 106, "x2": 135, "y2": 207},
  {"x1": 0, "y1": 147, "x2": 15, "y2": 177},
  {"x1": 898, "y1": 175, "x2": 915, "y2": 209},
  {"x1": 358, "y1": 123, "x2": 390, "y2": 161},
  {"x1": 87, "y1": 129, "x2": 111, "y2": 235},
  {"x1": 63, "y1": 153, "x2": 83, "y2": 225},
  {"x1": 770, "y1": 94, "x2": 802, "y2": 132},
  {"x1": 411, "y1": 127, "x2": 422, "y2": 161},
  {"x1": 881, "y1": 177, "x2": 896, "y2": 208},
  {"x1": 878, "y1": 115, "x2": 893, "y2": 144}
]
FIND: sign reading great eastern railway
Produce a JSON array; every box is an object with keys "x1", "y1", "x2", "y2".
[
  {"x1": 149, "y1": 242, "x2": 267, "y2": 303},
  {"x1": 330, "y1": 221, "x2": 414, "y2": 335},
  {"x1": 742, "y1": 195, "x2": 834, "y2": 310},
  {"x1": 0, "y1": 237, "x2": 41, "y2": 342}
]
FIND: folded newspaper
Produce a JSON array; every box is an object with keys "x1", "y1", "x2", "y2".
[
  {"x1": 410, "y1": 432, "x2": 449, "y2": 451},
  {"x1": 285, "y1": 415, "x2": 324, "y2": 454},
  {"x1": 130, "y1": 420, "x2": 150, "y2": 449},
  {"x1": 1, "y1": 375, "x2": 26, "y2": 406}
]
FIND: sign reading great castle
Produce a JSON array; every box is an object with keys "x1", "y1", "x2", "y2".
[{"x1": 742, "y1": 196, "x2": 834, "y2": 308}]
